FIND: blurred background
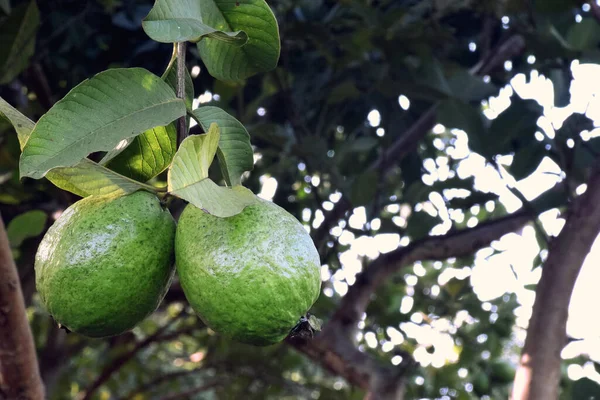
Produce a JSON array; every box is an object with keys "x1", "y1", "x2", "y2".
[{"x1": 2, "y1": 0, "x2": 600, "y2": 398}]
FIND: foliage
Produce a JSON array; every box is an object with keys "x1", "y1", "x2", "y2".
[{"x1": 1, "y1": 0, "x2": 600, "y2": 399}]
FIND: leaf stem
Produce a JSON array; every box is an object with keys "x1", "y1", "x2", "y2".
[
  {"x1": 176, "y1": 42, "x2": 188, "y2": 146},
  {"x1": 160, "y1": 44, "x2": 178, "y2": 80}
]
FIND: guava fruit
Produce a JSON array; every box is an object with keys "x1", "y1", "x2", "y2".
[
  {"x1": 175, "y1": 198, "x2": 321, "y2": 346},
  {"x1": 35, "y1": 190, "x2": 176, "y2": 338}
]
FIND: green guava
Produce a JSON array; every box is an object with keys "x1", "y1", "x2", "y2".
[
  {"x1": 175, "y1": 198, "x2": 322, "y2": 346},
  {"x1": 35, "y1": 190, "x2": 176, "y2": 338}
]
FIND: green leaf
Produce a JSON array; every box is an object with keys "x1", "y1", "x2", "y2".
[
  {"x1": 0, "y1": 96, "x2": 151, "y2": 197},
  {"x1": 548, "y1": 68, "x2": 571, "y2": 108},
  {"x1": 510, "y1": 145, "x2": 546, "y2": 180},
  {"x1": 195, "y1": 0, "x2": 280, "y2": 82},
  {"x1": 0, "y1": 96, "x2": 35, "y2": 146},
  {"x1": 447, "y1": 69, "x2": 498, "y2": 102},
  {"x1": 191, "y1": 106, "x2": 253, "y2": 186},
  {"x1": 19, "y1": 68, "x2": 186, "y2": 179},
  {"x1": 567, "y1": 19, "x2": 600, "y2": 51},
  {"x1": 46, "y1": 159, "x2": 155, "y2": 198},
  {"x1": 327, "y1": 81, "x2": 361, "y2": 105},
  {"x1": 413, "y1": 56, "x2": 452, "y2": 98},
  {"x1": 350, "y1": 170, "x2": 378, "y2": 207},
  {"x1": 172, "y1": 179, "x2": 257, "y2": 217},
  {"x1": 100, "y1": 60, "x2": 194, "y2": 181},
  {"x1": 571, "y1": 378, "x2": 600, "y2": 399},
  {"x1": 0, "y1": 0, "x2": 10, "y2": 15},
  {"x1": 167, "y1": 123, "x2": 258, "y2": 217},
  {"x1": 105, "y1": 125, "x2": 177, "y2": 182},
  {"x1": 142, "y1": 0, "x2": 248, "y2": 45},
  {"x1": 437, "y1": 99, "x2": 487, "y2": 155},
  {"x1": 0, "y1": 0, "x2": 39, "y2": 84},
  {"x1": 406, "y1": 210, "x2": 439, "y2": 239},
  {"x1": 489, "y1": 97, "x2": 543, "y2": 154},
  {"x1": 7, "y1": 210, "x2": 46, "y2": 247}
]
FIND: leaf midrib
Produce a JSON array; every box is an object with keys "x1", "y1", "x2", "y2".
[{"x1": 26, "y1": 97, "x2": 183, "y2": 169}]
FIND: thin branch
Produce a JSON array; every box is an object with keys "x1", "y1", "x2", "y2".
[
  {"x1": 79, "y1": 311, "x2": 187, "y2": 400},
  {"x1": 332, "y1": 210, "x2": 533, "y2": 329},
  {"x1": 158, "y1": 380, "x2": 221, "y2": 400},
  {"x1": 288, "y1": 326, "x2": 415, "y2": 398},
  {"x1": 313, "y1": 34, "x2": 526, "y2": 247},
  {"x1": 0, "y1": 215, "x2": 45, "y2": 399},
  {"x1": 116, "y1": 368, "x2": 204, "y2": 400},
  {"x1": 512, "y1": 162, "x2": 600, "y2": 400},
  {"x1": 176, "y1": 42, "x2": 188, "y2": 146}
]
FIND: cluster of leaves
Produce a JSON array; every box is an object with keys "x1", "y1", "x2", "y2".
[
  {"x1": 1, "y1": 0, "x2": 283, "y2": 218},
  {"x1": 3, "y1": 0, "x2": 600, "y2": 399}
]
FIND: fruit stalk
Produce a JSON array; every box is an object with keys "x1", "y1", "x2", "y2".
[{"x1": 0, "y1": 215, "x2": 45, "y2": 399}]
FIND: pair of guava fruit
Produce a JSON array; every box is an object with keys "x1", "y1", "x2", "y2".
[{"x1": 35, "y1": 190, "x2": 321, "y2": 345}]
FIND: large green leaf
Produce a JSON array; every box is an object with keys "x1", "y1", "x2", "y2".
[
  {"x1": 105, "y1": 125, "x2": 177, "y2": 182},
  {"x1": 167, "y1": 123, "x2": 257, "y2": 217},
  {"x1": 47, "y1": 159, "x2": 156, "y2": 198},
  {"x1": 195, "y1": 0, "x2": 280, "y2": 82},
  {"x1": 191, "y1": 106, "x2": 253, "y2": 186},
  {"x1": 100, "y1": 58, "x2": 195, "y2": 182},
  {"x1": 0, "y1": 0, "x2": 39, "y2": 84},
  {"x1": 19, "y1": 68, "x2": 186, "y2": 179},
  {"x1": 142, "y1": 0, "x2": 248, "y2": 45},
  {"x1": 0, "y1": 96, "x2": 34, "y2": 145},
  {"x1": 7, "y1": 209, "x2": 46, "y2": 247},
  {"x1": 0, "y1": 96, "x2": 154, "y2": 197}
]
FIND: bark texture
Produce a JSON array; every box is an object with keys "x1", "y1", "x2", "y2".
[
  {"x1": 512, "y1": 165, "x2": 600, "y2": 400},
  {"x1": 0, "y1": 216, "x2": 44, "y2": 399}
]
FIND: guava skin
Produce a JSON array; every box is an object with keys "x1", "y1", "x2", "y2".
[
  {"x1": 35, "y1": 190, "x2": 176, "y2": 338},
  {"x1": 175, "y1": 199, "x2": 321, "y2": 346}
]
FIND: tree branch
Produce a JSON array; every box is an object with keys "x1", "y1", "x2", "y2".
[
  {"x1": 79, "y1": 311, "x2": 189, "y2": 400},
  {"x1": 158, "y1": 380, "x2": 221, "y2": 400},
  {"x1": 332, "y1": 210, "x2": 533, "y2": 328},
  {"x1": 292, "y1": 211, "x2": 533, "y2": 399},
  {"x1": 313, "y1": 34, "x2": 526, "y2": 246},
  {"x1": 117, "y1": 368, "x2": 203, "y2": 400},
  {"x1": 176, "y1": 42, "x2": 187, "y2": 146},
  {"x1": 512, "y1": 163, "x2": 600, "y2": 400},
  {"x1": 0, "y1": 215, "x2": 45, "y2": 399}
]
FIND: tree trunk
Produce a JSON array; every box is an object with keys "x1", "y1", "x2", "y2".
[
  {"x1": 0, "y1": 215, "x2": 45, "y2": 399},
  {"x1": 512, "y1": 166, "x2": 600, "y2": 400}
]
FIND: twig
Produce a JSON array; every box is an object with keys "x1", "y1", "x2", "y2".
[
  {"x1": 79, "y1": 311, "x2": 187, "y2": 400},
  {"x1": 0, "y1": 215, "x2": 45, "y2": 399},
  {"x1": 512, "y1": 161, "x2": 600, "y2": 399},
  {"x1": 331, "y1": 210, "x2": 533, "y2": 328},
  {"x1": 158, "y1": 380, "x2": 221, "y2": 400},
  {"x1": 116, "y1": 368, "x2": 204, "y2": 400},
  {"x1": 313, "y1": 34, "x2": 526, "y2": 247},
  {"x1": 176, "y1": 42, "x2": 188, "y2": 146}
]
